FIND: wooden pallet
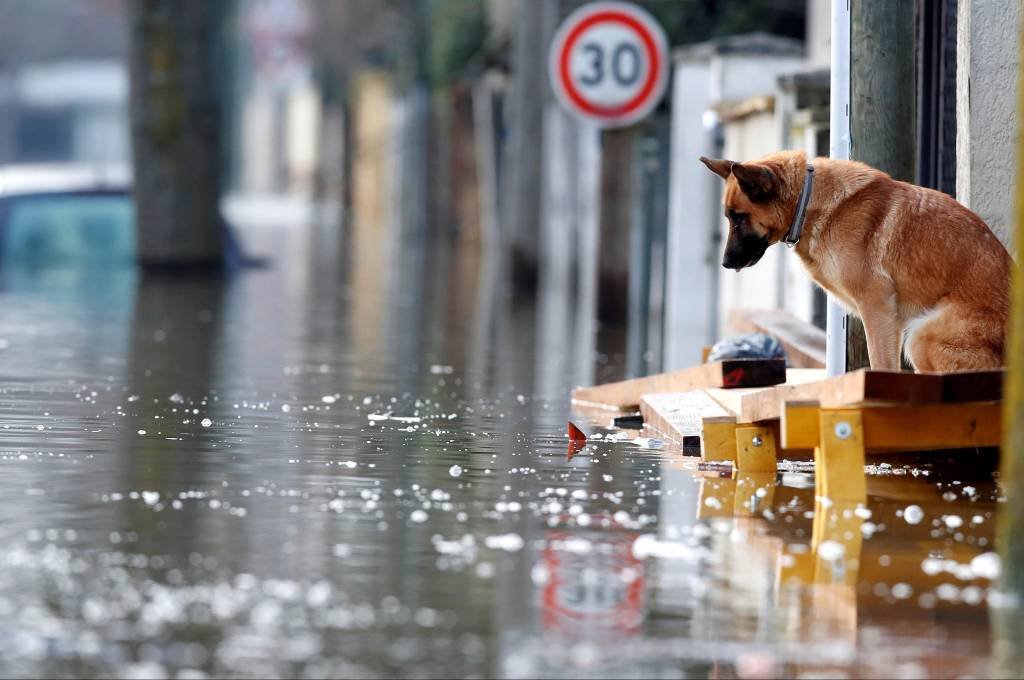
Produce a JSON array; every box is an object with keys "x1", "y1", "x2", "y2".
[
  {"x1": 704, "y1": 368, "x2": 826, "y2": 423},
  {"x1": 636, "y1": 368, "x2": 1004, "y2": 480}
]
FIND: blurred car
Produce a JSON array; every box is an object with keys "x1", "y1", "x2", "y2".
[{"x1": 0, "y1": 164, "x2": 134, "y2": 268}]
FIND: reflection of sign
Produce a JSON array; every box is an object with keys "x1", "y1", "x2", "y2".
[
  {"x1": 542, "y1": 529, "x2": 644, "y2": 632},
  {"x1": 548, "y1": 2, "x2": 669, "y2": 128}
]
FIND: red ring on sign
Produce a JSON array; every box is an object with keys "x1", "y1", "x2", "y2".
[{"x1": 558, "y1": 10, "x2": 661, "y2": 119}]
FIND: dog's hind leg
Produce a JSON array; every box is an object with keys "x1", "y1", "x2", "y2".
[{"x1": 904, "y1": 304, "x2": 1003, "y2": 371}]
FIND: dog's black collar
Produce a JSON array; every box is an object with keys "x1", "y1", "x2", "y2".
[{"x1": 782, "y1": 162, "x2": 815, "y2": 247}]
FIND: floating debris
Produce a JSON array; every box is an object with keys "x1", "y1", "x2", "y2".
[
  {"x1": 567, "y1": 421, "x2": 587, "y2": 444},
  {"x1": 566, "y1": 421, "x2": 587, "y2": 460},
  {"x1": 903, "y1": 505, "x2": 925, "y2": 525}
]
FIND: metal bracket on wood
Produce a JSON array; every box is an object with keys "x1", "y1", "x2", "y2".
[{"x1": 734, "y1": 425, "x2": 777, "y2": 473}]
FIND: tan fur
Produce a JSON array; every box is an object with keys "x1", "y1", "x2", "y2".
[{"x1": 700, "y1": 150, "x2": 1013, "y2": 371}]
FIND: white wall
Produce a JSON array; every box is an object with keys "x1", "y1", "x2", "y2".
[
  {"x1": 664, "y1": 61, "x2": 715, "y2": 370},
  {"x1": 956, "y1": 0, "x2": 1022, "y2": 249},
  {"x1": 805, "y1": 0, "x2": 831, "y2": 70},
  {"x1": 717, "y1": 55, "x2": 806, "y2": 101}
]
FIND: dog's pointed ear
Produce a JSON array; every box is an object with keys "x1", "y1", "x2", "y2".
[
  {"x1": 699, "y1": 156, "x2": 734, "y2": 180},
  {"x1": 732, "y1": 163, "x2": 777, "y2": 202}
]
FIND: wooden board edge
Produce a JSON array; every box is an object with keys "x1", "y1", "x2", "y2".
[{"x1": 570, "y1": 397, "x2": 637, "y2": 412}]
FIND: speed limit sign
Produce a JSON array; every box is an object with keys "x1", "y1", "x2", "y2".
[{"x1": 549, "y1": 2, "x2": 669, "y2": 128}]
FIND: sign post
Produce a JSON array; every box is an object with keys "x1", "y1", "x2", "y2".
[{"x1": 549, "y1": 2, "x2": 669, "y2": 128}]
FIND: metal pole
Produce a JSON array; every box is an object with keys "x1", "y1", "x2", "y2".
[{"x1": 826, "y1": 0, "x2": 851, "y2": 376}]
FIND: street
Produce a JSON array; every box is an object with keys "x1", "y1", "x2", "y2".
[{"x1": 0, "y1": 225, "x2": 1001, "y2": 677}]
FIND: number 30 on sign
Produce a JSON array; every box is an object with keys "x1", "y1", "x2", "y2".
[{"x1": 549, "y1": 2, "x2": 669, "y2": 128}]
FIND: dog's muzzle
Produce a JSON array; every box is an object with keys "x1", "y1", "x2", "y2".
[{"x1": 722, "y1": 232, "x2": 770, "y2": 271}]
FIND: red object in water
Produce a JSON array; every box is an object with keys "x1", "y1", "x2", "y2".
[
  {"x1": 566, "y1": 421, "x2": 587, "y2": 460},
  {"x1": 567, "y1": 421, "x2": 587, "y2": 444}
]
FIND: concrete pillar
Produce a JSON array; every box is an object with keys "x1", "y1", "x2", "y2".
[
  {"x1": 502, "y1": 0, "x2": 559, "y2": 290},
  {"x1": 956, "y1": 0, "x2": 1022, "y2": 247},
  {"x1": 596, "y1": 128, "x2": 637, "y2": 326},
  {"x1": 845, "y1": 0, "x2": 918, "y2": 371},
  {"x1": 995, "y1": 18, "x2": 1024, "y2": 675},
  {"x1": 128, "y1": 0, "x2": 227, "y2": 268}
]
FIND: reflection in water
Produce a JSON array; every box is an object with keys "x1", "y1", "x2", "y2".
[{"x1": 0, "y1": 218, "x2": 1010, "y2": 677}]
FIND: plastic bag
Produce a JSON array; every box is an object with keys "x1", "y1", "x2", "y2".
[{"x1": 707, "y1": 333, "x2": 787, "y2": 364}]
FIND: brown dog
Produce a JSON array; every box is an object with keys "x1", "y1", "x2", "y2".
[{"x1": 700, "y1": 151, "x2": 1012, "y2": 371}]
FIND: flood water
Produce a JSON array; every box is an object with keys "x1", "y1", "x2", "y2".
[{"x1": 0, "y1": 218, "x2": 1014, "y2": 678}]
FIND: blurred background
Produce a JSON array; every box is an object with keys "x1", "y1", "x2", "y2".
[
  {"x1": 0, "y1": 0, "x2": 815, "y2": 388},
  {"x1": 0, "y1": 0, "x2": 1013, "y2": 384}
]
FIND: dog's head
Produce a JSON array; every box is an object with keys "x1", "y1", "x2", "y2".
[{"x1": 699, "y1": 156, "x2": 790, "y2": 271}]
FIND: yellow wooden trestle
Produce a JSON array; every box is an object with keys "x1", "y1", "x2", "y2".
[{"x1": 781, "y1": 400, "x2": 1003, "y2": 502}]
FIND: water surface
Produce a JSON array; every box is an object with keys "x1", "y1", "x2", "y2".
[{"x1": 0, "y1": 224, "x2": 1007, "y2": 678}]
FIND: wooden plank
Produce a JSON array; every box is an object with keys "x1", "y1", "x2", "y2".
[
  {"x1": 742, "y1": 369, "x2": 828, "y2": 421},
  {"x1": 781, "y1": 401, "x2": 820, "y2": 449},
  {"x1": 728, "y1": 308, "x2": 826, "y2": 368},
  {"x1": 702, "y1": 420, "x2": 737, "y2": 463},
  {"x1": 639, "y1": 390, "x2": 734, "y2": 447},
  {"x1": 779, "y1": 369, "x2": 943, "y2": 408},
  {"x1": 705, "y1": 368, "x2": 826, "y2": 422},
  {"x1": 702, "y1": 386, "x2": 764, "y2": 419},
  {"x1": 939, "y1": 369, "x2": 1004, "y2": 402},
  {"x1": 861, "y1": 402, "x2": 1002, "y2": 450},
  {"x1": 783, "y1": 401, "x2": 1003, "y2": 451},
  {"x1": 816, "y1": 411, "x2": 867, "y2": 503},
  {"x1": 572, "y1": 359, "x2": 785, "y2": 410}
]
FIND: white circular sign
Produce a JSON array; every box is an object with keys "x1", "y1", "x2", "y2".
[{"x1": 549, "y1": 2, "x2": 669, "y2": 128}]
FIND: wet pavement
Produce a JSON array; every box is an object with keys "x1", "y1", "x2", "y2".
[{"x1": 0, "y1": 220, "x2": 1013, "y2": 678}]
